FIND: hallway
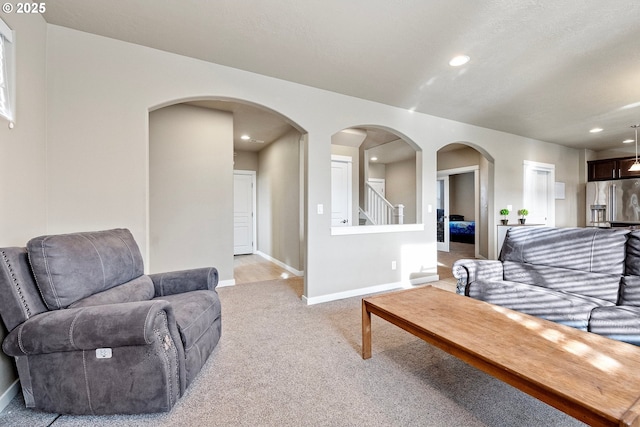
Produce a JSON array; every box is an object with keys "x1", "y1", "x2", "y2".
[
  {"x1": 436, "y1": 242, "x2": 477, "y2": 292},
  {"x1": 233, "y1": 254, "x2": 292, "y2": 284}
]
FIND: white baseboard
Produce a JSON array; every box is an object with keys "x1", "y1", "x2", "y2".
[
  {"x1": 0, "y1": 379, "x2": 19, "y2": 413},
  {"x1": 255, "y1": 251, "x2": 304, "y2": 277},
  {"x1": 303, "y1": 274, "x2": 439, "y2": 305},
  {"x1": 217, "y1": 278, "x2": 236, "y2": 288}
]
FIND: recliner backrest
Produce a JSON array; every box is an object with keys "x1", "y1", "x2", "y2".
[{"x1": 27, "y1": 228, "x2": 144, "y2": 310}]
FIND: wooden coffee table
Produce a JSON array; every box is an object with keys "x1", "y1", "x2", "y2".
[{"x1": 362, "y1": 285, "x2": 640, "y2": 427}]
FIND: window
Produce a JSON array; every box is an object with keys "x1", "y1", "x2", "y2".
[{"x1": 0, "y1": 17, "x2": 14, "y2": 124}]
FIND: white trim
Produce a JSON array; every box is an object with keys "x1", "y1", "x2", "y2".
[
  {"x1": 0, "y1": 379, "x2": 19, "y2": 412},
  {"x1": 303, "y1": 275, "x2": 439, "y2": 305},
  {"x1": 437, "y1": 165, "x2": 479, "y2": 177},
  {"x1": 256, "y1": 251, "x2": 304, "y2": 276},
  {"x1": 331, "y1": 223, "x2": 424, "y2": 235},
  {"x1": 0, "y1": 18, "x2": 13, "y2": 43},
  {"x1": 331, "y1": 154, "x2": 352, "y2": 163},
  {"x1": 523, "y1": 160, "x2": 555, "y2": 226},
  {"x1": 217, "y1": 278, "x2": 236, "y2": 288}
]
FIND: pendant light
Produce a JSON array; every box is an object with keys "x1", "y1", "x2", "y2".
[{"x1": 629, "y1": 124, "x2": 640, "y2": 172}]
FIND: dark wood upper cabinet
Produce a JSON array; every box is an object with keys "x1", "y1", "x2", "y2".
[
  {"x1": 618, "y1": 158, "x2": 640, "y2": 178},
  {"x1": 587, "y1": 159, "x2": 618, "y2": 181},
  {"x1": 588, "y1": 157, "x2": 640, "y2": 181}
]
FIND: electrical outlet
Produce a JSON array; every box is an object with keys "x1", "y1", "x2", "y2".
[{"x1": 391, "y1": 261, "x2": 397, "y2": 270}]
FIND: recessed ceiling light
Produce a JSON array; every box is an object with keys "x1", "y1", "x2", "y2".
[
  {"x1": 449, "y1": 55, "x2": 470, "y2": 67},
  {"x1": 589, "y1": 127, "x2": 603, "y2": 133},
  {"x1": 370, "y1": 157, "x2": 378, "y2": 161},
  {"x1": 624, "y1": 139, "x2": 635, "y2": 144},
  {"x1": 240, "y1": 135, "x2": 250, "y2": 140}
]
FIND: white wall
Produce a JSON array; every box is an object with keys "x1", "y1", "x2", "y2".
[
  {"x1": 386, "y1": 157, "x2": 417, "y2": 224},
  {"x1": 234, "y1": 150, "x2": 258, "y2": 171},
  {"x1": 0, "y1": 12, "x2": 47, "y2": 410},
  {"x1": 149, "y1": 104, "x2": 234, "y2": 278},
  {"x1": 450, "y1": 173, "x2": 475, "y2": 221},
  {"x1": 258, "y1": 129, "x2": 302, "y2": 271},
  {"x1": 44, "y1": 24, "x2": 583, "y2": 303}
]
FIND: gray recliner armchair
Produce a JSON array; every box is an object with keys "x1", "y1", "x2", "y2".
[{"x1": 0, "y1": 228, "x2": 222, "y2": 415}]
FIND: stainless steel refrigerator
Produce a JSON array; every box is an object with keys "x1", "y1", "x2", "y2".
[{"x1": 586, "y1": 179, "x2": 640, "y2": 227}]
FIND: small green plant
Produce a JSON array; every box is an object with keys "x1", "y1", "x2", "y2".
[
  {"x1": 499, "y1": 208, "x2": 510, "y2": 224},
  {"x1": 518, "y1": 209, "x2": 529, "y2": 218}
]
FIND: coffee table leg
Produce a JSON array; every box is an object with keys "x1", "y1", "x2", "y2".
[{"x1": 362, "y1": 300, "x2": 372, "y2": 359}]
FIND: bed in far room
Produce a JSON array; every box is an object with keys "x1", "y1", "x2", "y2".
[{"x1": 449, "y1": 214, "x2": 475, "y2": 244}]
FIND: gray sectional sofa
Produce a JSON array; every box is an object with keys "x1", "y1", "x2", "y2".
[
  {"x1": 454, "y1": 226, "x2": 640, "y2": 345},
  {"x1": 0, "y1": 229, "x2": 222, "y2": 415}
]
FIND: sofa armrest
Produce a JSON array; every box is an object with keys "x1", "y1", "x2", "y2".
[
  {"x1": 452, "y1": 259, "x2": 504, "y2": 295},
  {"x1": 149, "y1": 267, "x2": 218, "y2": 297},
  {"x1": 2, "y1": 300, "x2": 174, "y2": 356}
]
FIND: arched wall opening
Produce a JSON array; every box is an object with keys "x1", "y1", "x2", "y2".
[
  {"x1": 437, "y1": 142, "x2": 495, "y2": 260},
  {"x1": 331, "y1": 125, "x2": 422, "y2": 228},
  {"x1": 148, "y1": 97, "x2": 308, "y2": 292}
]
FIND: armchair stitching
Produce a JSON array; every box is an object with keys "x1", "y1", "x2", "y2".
[
  {"x1": 180, "y1": 300, "x2": 216, "y2": 332},
  {"x1": 154, "y1": 310, "x2": 178, "y2": 408},
  {"x1": 68, "y1": 309, "x2": 85, "y2": 350},
  {"x1": 82, "y1": 351, "x2": 95, "y2": 414},
  {"x1": 80, "y1": 235, "x2": 106, "y2": 291},
  {"x1": 16, "y1": 323, "x2": 26, "y2": 354},
  {"x1": 116, "y1": 233, "x2": 137, "y2": 281},
  {"x1": 143, "y1": 304, "x2": 156, "y2": 344},
  {"x1": 36, "y1": 237, "x2": 62, "y2": 309},
  {"x1": 1, "y1": 250, "x2": 31, "y2": 318}
]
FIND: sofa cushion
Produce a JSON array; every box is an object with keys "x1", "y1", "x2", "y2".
[
  {"x1": 626, "y1": 231, "x2": 640, "y2": 276},
  {"x1": 27, "y1": 229, "x2": 144, "y2": 310},
  {"x1": 154, "y1": 290, "x2": 221, "y2": 387},
  {"x1": 69, "y1": 275, "x2": 155, "y2": 308},
  {"x1": 619, "y1": 276, "x2": 640, "y2": 306},
  {"x1": 589, "y1": 306, "x2": 640, "y2": 345},
  {"x1": 500, "y1": 227, "x2": 629, "y2": 275},
  {"x1": 467, "y1": 280, "x2": 614, "y2": 330},
  {"x1": 503, "y1": 261, "x2": 622, "y2": 304}
]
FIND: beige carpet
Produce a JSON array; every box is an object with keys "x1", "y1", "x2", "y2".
[{"x1": 0, "y1": 274, "x2": 585, "y2": 426}]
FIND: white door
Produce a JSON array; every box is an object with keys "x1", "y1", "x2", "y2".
[
  {"x1": 437, "y1": 176, "x2": 449, "y2": 252},
  {"x1": 234, "y1": 172, "x2": 255, "y2": 255},
  {"x1": 331, "y1": 156, "x2": 352, "y2": 226},
  {"x1": 523, "y1": 161, "x2": 555, "y2": 226}
]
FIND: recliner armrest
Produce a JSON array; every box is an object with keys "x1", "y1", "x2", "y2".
[
  {"x1": 150, "y1": 267, "x2": 218, "y2": 297},
  {"x1": 452, "y1": 259, "x2": 504, "y2": 294},
  {"x1": 3, "y1": 300, "x2": 174, "y2": 356}
]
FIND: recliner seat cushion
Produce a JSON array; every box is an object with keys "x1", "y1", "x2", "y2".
[
  {"x1": 27, "y1": 229, "x2": 144, "y2": 309},
  {"x1": 467, "y1": 280, "x2": 614, "y2": 330},
  {"x1": 154, "y1": 290, "x2": 221, "y2": 386}
]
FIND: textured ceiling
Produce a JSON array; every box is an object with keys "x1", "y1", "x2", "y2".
[{"x1": 41, "y1": 0, "x2": 640, "y2": 152}]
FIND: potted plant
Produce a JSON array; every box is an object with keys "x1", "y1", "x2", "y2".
[
  {"x1": 518, "y1": 209, "x2": 528, "y2": 224},
  {"x1": 500, "y1": 208, "x2": 509, "y2": 225}
]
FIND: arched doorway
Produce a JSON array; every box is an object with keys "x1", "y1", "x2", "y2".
[
  {"x1": 148, "y1": 98, "x2": 308, "y2": 293},
  {"x1": 436, "y1": 142, "x2": 495, "y2": 288}
]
